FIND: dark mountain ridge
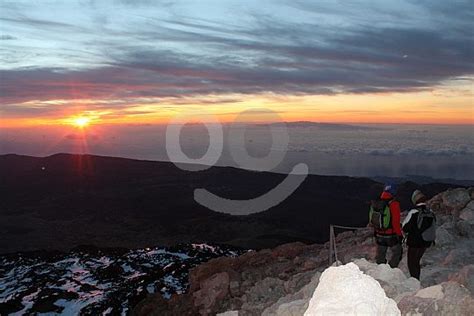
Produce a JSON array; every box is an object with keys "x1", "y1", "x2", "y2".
[{"x1": 0, "y1": 153, "x2": 459, "y2": 254}]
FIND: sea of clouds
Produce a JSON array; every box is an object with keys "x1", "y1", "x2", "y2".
[{"x1": 1, "y1": 123, "x2": 472, "y2": 180}]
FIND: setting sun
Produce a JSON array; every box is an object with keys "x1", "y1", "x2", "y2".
[{"x1": 72, "y1": 117, "x2": 91, "y2": 128}]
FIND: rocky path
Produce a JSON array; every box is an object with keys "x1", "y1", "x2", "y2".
[{"x1": 133, "y1": 187, "x2": 474, "y2": 315}]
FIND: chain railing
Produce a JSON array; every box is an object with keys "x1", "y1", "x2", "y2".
[{"x1": 328, "y1": 224, "x2": 370, "y2": 266}]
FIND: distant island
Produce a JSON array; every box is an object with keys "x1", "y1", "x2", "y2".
[{"x1": 262, "y1": 121, "x2": 386, "y2": 131}]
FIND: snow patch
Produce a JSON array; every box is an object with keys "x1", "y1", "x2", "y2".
[{"x1": 0, "y1": 243, "x2": 243, "y2": 314}]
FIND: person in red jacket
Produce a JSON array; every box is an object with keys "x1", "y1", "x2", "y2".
[{"x1": 370, "y1": 184, "x2": 403, "y2": 268}]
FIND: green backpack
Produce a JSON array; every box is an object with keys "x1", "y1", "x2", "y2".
[{"x1": 369, "y1": 200, "x2": 391, "y2": 230}]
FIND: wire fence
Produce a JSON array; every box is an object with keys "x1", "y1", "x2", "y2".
[{"x1": 328, "y1": 224, "x2": 371, "y2": 266}]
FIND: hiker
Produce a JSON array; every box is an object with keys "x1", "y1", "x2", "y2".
[
  {"x1": 368, "y1": 184, "x2": 403, "y2": 268},
  {"x1": 402, "y1": 190, "x2": 436, "y2": 280}
]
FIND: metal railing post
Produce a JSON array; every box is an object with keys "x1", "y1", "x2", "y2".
[
  {"x1": 328, "y1": 225, "x2": 334, "y2": 266},
  {"x1": 328, "y1": 225, "x2": 369, "y2": 267}
]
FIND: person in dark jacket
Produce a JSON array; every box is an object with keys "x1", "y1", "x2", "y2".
[
  {"x1": 370, "y1": 184, "x2": 403, "y2": 268},
  {"x1": 402, "y1": 189, "x2": 435, "y2": 280}
]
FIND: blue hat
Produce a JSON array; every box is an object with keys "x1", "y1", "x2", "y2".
[{"x1": 383, "y1": 183, "x2": 397, "y2": 196}]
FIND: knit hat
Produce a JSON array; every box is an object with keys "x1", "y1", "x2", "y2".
[
  {"x1": 411, "y1": 189, "x2": 426, "y2": 205},
  {"x1": 383, "y1": 183, "x2": 397, "y2": 196}
]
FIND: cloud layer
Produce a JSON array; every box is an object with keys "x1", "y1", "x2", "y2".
[{"x1": 0, "y1": 0, "x2": 473, "y2": 118}]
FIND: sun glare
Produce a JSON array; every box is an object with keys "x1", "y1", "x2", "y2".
[{"x1": 72, "y1": 117, "x2": 91, "y2": 128}]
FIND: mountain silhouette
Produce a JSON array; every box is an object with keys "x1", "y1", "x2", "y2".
[{"x1": 0, "y1": 154, "x2": 458, "y2": 253}]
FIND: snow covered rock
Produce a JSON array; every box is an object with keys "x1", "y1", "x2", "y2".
[{"x1": 304, "y1": 262, "x2": 400, "y2": 315}]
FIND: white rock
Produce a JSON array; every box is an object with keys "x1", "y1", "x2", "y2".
[
  {"x1": 415, "y1": 284, "x2": 444, "y2": 300},
  {"x1": 304, "y1": 262, "x2": 400, "y2": 316},
  {"x1": 217, "y1": 311, "x2": 239, "y2": 316}
]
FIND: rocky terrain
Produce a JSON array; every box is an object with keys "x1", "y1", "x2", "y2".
[
  {"x1": 0, "y1": 244, "x2": 245, "y2": 315},
  {"x1": 133, "y1": 187, "x2": 474, "y2": 315}
]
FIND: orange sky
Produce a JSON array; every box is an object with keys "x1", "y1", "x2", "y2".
[{"x1": 2, "y1": 84, "x2": 473, "y2": 128}]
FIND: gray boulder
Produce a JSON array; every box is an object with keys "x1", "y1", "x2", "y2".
[
  {"x1": 262, "y1": 272, "x2": 321, "y2": 316},
  {"x1": 449, "y1": 265, "x2": 474, "y2": 293},
  {"x1": 469, "y1": 187, "x2": 474, "y2": 200},
  {"x1": 460, "y1": 201, "x2": 474, "y2": 224},
  {"x1": 217, "y1": 311, "x2": 239, "y2": 316},
  {"x1": 354, "y1": 259, "x2": 420, "y2": 302},
  {"x1": 282, "y1": 271, "x2": 313, "y2": 294},
  {"x1": 455, "y1": 220, "x2": 472, "y2": 237},
  {"x1": 241, "y1": 277, "x2": 286, "y2": 314},
  {"x1": 443, "y1": 248, "x2": 472, "y2": 266},
  {"x1": 272, "y1": 299, "x2": 308, "y2": 316},
  {"x1": 398, "y1": 281, "x2": 474, "y2": 315},
  {"x1": 435, "y1": 226, "x2": 455, "y2": 246},
  {"x1": 442, "y1": 189, "x2": 471, "y2": 213},
  {"x1": 192, "y1": 272, "x2": 230, "y2": 314}
]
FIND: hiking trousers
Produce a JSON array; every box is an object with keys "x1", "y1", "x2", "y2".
[
  {"x1": 375, "y1": 235, "x2": 402, "y2": 268},
  {"x1": 407, "y1": 247, "x2": 427, "y2": 280}
]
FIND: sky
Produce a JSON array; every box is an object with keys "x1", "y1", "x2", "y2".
[{"x1": 0, "y1": 0, "x2": 473, "y2": 127}]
